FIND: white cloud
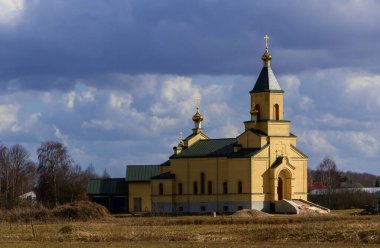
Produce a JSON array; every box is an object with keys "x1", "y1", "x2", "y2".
[
  {"x1": 40, "y1": 92, "x2": 52, "y2": 104},
  {"x1": 11, "y1": 112, "x2": 41, "y2": 133},
  {"x1": 109, "y1": 93, "x2": 132, "y2": 109},
  {"x1": 220, "y1": 121, "x2": 240, "y2": 138},
  {"x1": 54, "y1": 125, "x2": 68, "y2": 146},
  {"x1": 81, "y1": 119, "x2": 116, "y2": 131},
  {"x1": 0, "y1": 0, "x2": 24, "y2": 25},
  {"x1": 78, "y1": 88, "x2": 97, "y2": 102},
  {"x1": 65, "y1": 91, "x2": 76, "y2": 109},
  {"x1": 339, "y1": 132, "x2": 379, "y2": 158},
  {"x1": 300, "y1": 130, "x2": 338, "y2": 155},
  {"x1": 0, "y1": 104, "x2": 19, "y2": 131}
]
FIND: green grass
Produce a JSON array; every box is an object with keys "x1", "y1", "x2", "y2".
[{"x1": 331, "y1": 209, "x2": 364, "y2": 214}]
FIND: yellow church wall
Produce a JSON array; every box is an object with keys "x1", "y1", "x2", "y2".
[
  {"x1": 227, "y1": 158, "x2": 251, "y2": 193},
  {"x1": 128, "y1": 182, "x2": 152, "y2": 212},
  {"x1": 160, "y1": 166, "x2": 171, "y2": 174},
  {"x1": 251, "y1": 158, "x2": 270, "y2": 201},
  {"x1": 151, "y1": 179, "x2": 174, "y2": 196},
  {"x1": 269, "y1": 93, "x2": 284, "y2": 120},
  {"x1": 251, "y1": 93, "x2": 270, "y2": 120},
  {"x1": 266, "y1": 122, "x2": 290, "y2": 136},
  {"x1": 237, "y1": 131, "x2": 265, "y2": 148},
  {"x1": 289, "y1": 158, "x2": 308, "y2": 200},
  {"x1": 168, "y1": 157, "x2": 253, "y2": 203},
  {"x1": 269, "y1": 137, "x2": 297, "y2": 162}
]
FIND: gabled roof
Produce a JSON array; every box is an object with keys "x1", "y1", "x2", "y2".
[
  {"x1": 87, "y1": 178, "x2": 128, "y2": 195},
  {"x1": 184, "y1": 132, "x2": 208, "y2": 140},
  {"x1": 151, "y1": 171, "x2": 176, "y2": 180},
  {"x1": 290, "y1": 145, "x2": 308, "y2": 158},
  {"x1": 250, "y1": 67, "x2": 283, "y2": 93},
  {"x1": 125, "y1": 165, "x2": 160, "y2": 182},
  {"x1": 170, "y1": 138, "x2": 236, "y2": 158}
]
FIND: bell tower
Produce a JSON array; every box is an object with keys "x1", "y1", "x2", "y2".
[{"x1": 244, "y1": 35, "x2": 290, "y2": 136}]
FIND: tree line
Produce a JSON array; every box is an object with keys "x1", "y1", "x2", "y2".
[
  {"x1": 308, "y1": 156, "x2": 380, "y2": 209},
  {"x1": 0, "y1": 141, "x2": 104, "y2": 209}
]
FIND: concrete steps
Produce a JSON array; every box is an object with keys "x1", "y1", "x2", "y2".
[{"x1": 292, "y1": 199, "x2": 330, "y2": 214}]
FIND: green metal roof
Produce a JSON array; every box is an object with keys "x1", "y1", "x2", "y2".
[
  {"x1": 171, "y1": 138, "x2": 236, "y2": 158},
  {"x1": 151, "y1": 171, "x2": 176, "y2": 180},
  {"x1": 87, "y1": 178, "x2": 128, "y2": 195},
  {"x1": 229, "y1": 144, "x2": 269, "y2": 158},
  {"x1": 170, "y1": 138, "x2": 270, "y2": 159},
  {"x1": 125, "y1": 165, "x2": 160, "y2": 182},
  {"x1": 250, "y1": 66, "x2": 283, "y2": 93}
]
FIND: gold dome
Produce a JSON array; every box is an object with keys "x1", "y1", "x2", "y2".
[
  {"x1": 192, "y1": 108, "x2": 204, "y2": 122},
  {"x1": 261, "y1": 49, "x2": 272, "y2": 61}
]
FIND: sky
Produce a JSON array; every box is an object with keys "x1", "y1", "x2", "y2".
[{"x1": 0, "y1": 0, "x2": 380, "y2": 176}]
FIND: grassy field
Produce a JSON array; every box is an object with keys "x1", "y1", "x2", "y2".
[{"x1": 0, "y1": 213, "x2": 379, "y2": 247}]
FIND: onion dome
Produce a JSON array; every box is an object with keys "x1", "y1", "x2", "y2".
[
  {"x1": 261, "y1": 49, "x2": 272, "y2": 62},
  {"x1": 192, "y1": 107, "x2": 204, "y2": 123}
]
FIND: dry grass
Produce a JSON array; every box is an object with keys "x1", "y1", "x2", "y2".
[
  {"x1": 0, "y1": 212, "x2": 379, "y2": 247},
  {"x1": 0, "y1": 201, "x2": 110, "y2": 223}
]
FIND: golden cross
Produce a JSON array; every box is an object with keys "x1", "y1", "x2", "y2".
[
  {"x1": 264, "y1": 34, "x2": 269, "y2": 49},
  {"x1": 195, "y1": 96, "x2": 201, "y2": 109}
]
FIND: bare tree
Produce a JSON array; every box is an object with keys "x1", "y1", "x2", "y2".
[
  {"x1": 8, "y1": 144, "x2": 36, "y2": 200},
  {"x1": 315, "y1": 156, "x2": 340, "y2": 191},
  {"x1": 0, "y1": 144, "x2": 36, "y2": 208},
  {"x1": 0, "y1": 145, "x2": 10, "y2": 208},
  {"x1": 314, "y1": 156, "x2": 341, "y2": 207},
  {"x1": 36, "y1": 141, "x2": 72, "y2": 207}
]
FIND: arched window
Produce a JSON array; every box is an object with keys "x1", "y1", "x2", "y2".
[
  {"x1": 223, "y1": 181, "x2": 228, "y2": 194},
  {"x1": 178, "y1": 183, "x2": 183, "y2": 195},
  {"x1": 208, "y1": 181, "x2": 212, "y2": 194},
  {"x1": 238, "y1": 181, "x2": 243, "y2": 194},
  {"x1": 193, "y1": 181, "x2": 198, "y2": 195},
  {"x1": 200, "y1": 173, "x2": 205, "y2": 195},
  {"x1": 255, "y1": 104, "x2": 261, "y2": 120},
  {"x1": 159, "y1": 183, "x2": 164, "y2": 195},
  {"x1": 274, "y1": 104, "x2": 279, "y2": 120}
]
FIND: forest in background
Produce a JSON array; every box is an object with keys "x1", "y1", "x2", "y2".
[{"x1": 0, "y1": 141, "x2": 108, "y2": 209}]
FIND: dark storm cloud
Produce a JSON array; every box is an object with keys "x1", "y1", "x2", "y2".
[{"x1": 1, "y1": 0, "x2": 380, "y2": 91}]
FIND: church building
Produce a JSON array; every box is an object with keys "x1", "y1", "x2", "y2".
[{"x1": 88, "y1": 36, "x2": 311, "y2": 214}]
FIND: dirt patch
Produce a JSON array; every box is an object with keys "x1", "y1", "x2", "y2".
[{"x1": 231, "y1": 209, "x2": 271, "y2": 218}]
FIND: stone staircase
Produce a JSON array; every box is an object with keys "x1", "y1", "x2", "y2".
[
  {"x1": 275, "y1": 199, "x2": 330, "y2": 214},
  {"x1": 292, "y1": 199, "x2": 330, "y2": 214}
]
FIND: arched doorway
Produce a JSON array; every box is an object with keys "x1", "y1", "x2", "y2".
[
  {"x1": 277, "y1": 177, "x2": 283, "y2": 200},
  {"x1": 277, "y1": 169, "x2": 292, "y2": 200}
]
